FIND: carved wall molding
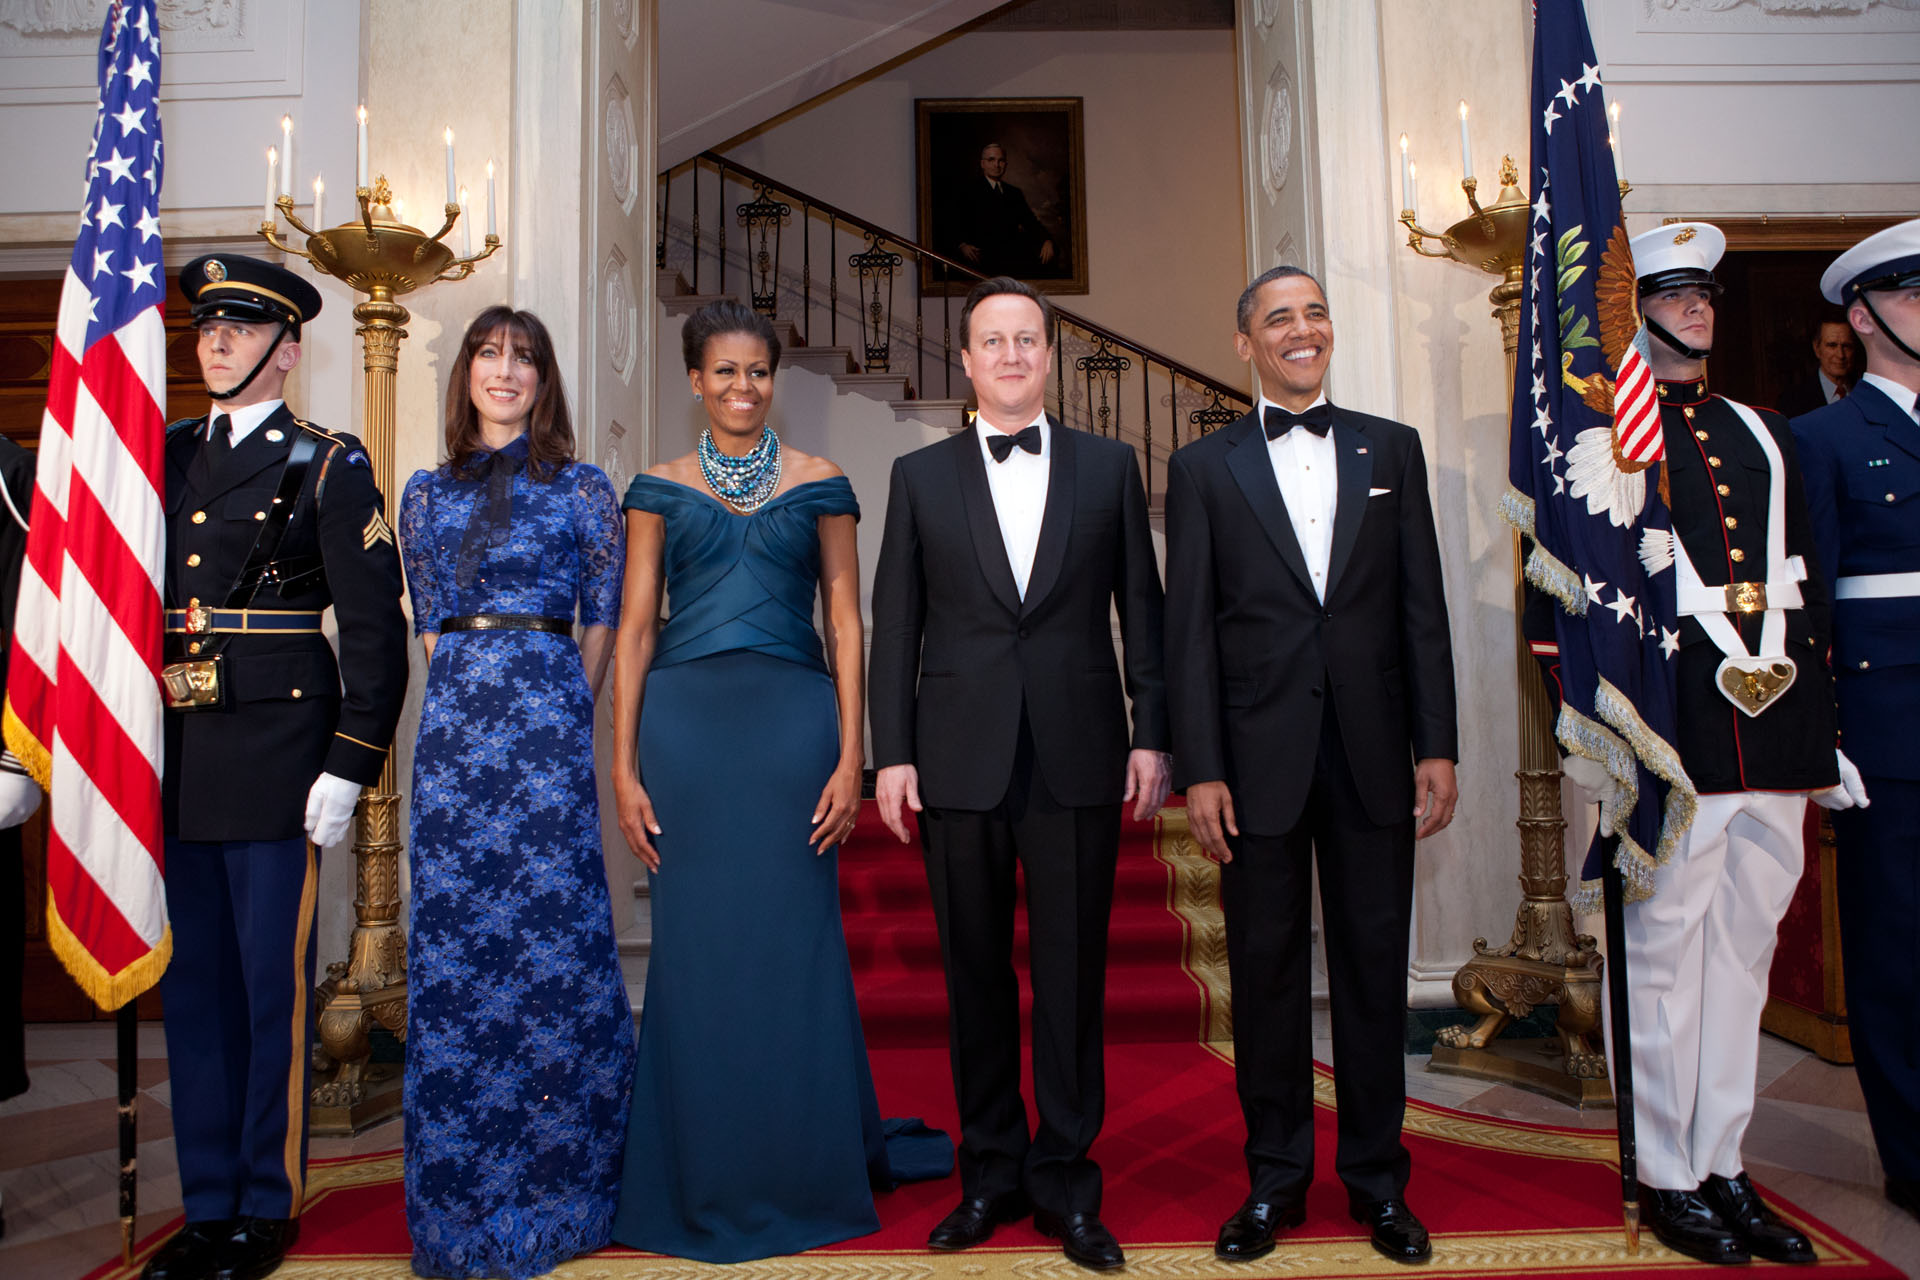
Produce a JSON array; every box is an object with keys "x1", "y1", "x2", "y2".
[
  {"x1": 605, "y1": 74, "x2": 637, "y2": 213},
  {"x1": 0, "y1": 0, "x2": 296, "y2": 105},
  {"x1": 1259, "y1": 59, "x2": 1293, "y2": 203},
  {"x1": 602, "y1": 247, "x2": 636, "y2": 381}
]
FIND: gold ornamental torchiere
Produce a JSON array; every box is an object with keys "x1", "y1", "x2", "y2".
[
  {"x1": 260, "y1": 150, "x2": 500, "y2": 1132},
  {"x1": 1399, "y1": 148, "x2": 1626, "y2": 1108}
]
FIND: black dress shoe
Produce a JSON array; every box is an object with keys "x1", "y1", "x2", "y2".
[
  {"x1": 1639, "y1": 1187, "x2": 1747, "y2": 1265},
  {"x1": 1215, "y1": 1199, "x2": 1306, "y2": 1261},
  {"x1": 211, "y1": 1217, "x2": 299, "y2": 1280},
  {"x1": 927, "y1": 1193, "x2": 1031, "y2": 1251},
  {"x1": 1033, "y1": 1208, "x2": 1126, "y2": 1271},
  {"x1": 1887, "y1": 1175, "x2": 1920, "y2": 1223},
  {"x1": 142, "y1": 1220, "x2": 236, "y2": 1280},
  {"x1": 1348, "y1": 1198, "x2": 1431, "y2": 1264},
  {"x1": 1703, "y1": 1172, "x2": 1814, "y2": 1264}
]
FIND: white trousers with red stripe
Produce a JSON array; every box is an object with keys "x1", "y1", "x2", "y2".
[{"x1": 1605, "y1": 789, "x2": 1806, "y2": 1191}]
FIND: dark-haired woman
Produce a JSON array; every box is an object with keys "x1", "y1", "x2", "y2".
[
  {"x1": 398, "y1": 307, "x2": 634, "y2": 1278},
  {"x1": 607, "y1": 300, "x2": 945, "y2": 1262}
]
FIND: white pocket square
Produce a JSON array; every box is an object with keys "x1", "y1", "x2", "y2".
[{"x1": 1368, "y1": 487, "x2": 1392, "y2": 497}]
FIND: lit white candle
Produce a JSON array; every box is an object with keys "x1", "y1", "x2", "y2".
[
  {"x1": 1399, "y1": 133, "x2": 1412, "y2": 213},
  {"x1": 1609, "y1": 101, "x2": 1625, "y2": 182},
  {"x1": 279, "y1": 115, "x2": 293, "y2": 199},
  {"x1": 486, "y1": 159, "x2": 497, "y2": 238},
  {"x1": 1458, "y1": 100, "x2": 1473, "y2": 182},
  {"x1": 1409, "y1": 161, "x2": 1419, "y2": 221},
  {"x1": 460, "y1": 186, "x2": 471, "y2": 256},
  {"x1": 313, "y1": 175, "x2": 324, "y2": 228},
  {"x1": 356, "y1": 105, "x2": 368, "y2": 188},
  {"x1": 264, "y1": 146, "x2": 277, "y2": 224},
  {"x1": 444, "y1": 127, "x2": 456, "y2": 206}
]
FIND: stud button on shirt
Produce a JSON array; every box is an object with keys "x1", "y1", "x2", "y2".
[{"x1": 1262, "y1": 394, "x2": 1337, "y2": 603}]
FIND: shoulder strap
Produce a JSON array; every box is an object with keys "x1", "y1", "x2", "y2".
[{"x1": 224, "y1": 431, "x2": 322, "y2": 609}]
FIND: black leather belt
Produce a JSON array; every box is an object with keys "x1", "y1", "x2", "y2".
[{"x1": 438, "y1": 614, "x2": 572, "y2": 635}]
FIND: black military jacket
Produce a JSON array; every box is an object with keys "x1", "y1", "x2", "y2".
[
  {"x1": 162, "y1": 404, "x2": 408, "y2": 842},
  {"x1": 1662, "y1": 378, "x2": 1838, "y2": 794}
]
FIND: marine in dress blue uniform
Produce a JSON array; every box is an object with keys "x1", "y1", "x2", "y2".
[
  {"x1": 1617, "y1": 223, "x2": 1861, "y2": 1267},
  {"x1": 143, "y1": 255, "x2": 408, "y2": 1280},
  {"x1": 1790, "y1": 217, "x2": 1920, "y2": 1225}
]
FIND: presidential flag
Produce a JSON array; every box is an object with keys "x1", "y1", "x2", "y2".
[
  {"x1": 4, "y1": 0, "x2": 169, "y2": 1008},
  {"x1": 1500, "y1": 0, "x2": 1693, "y2": 910}
]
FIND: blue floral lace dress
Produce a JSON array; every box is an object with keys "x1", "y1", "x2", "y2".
[{"x1": 398, "y1": 435, "x2": 636, "y2": 1279}]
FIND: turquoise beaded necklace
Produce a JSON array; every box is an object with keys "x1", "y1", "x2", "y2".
[{"x1": 698, "y1": 426, "x2": 781, "y2": 513}]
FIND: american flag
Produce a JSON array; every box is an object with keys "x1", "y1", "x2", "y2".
[
  {"x1": 1501, "y1": 0, "x2": 1692, "y2": 911},
  {"x1": 4, "y1": 0, "x2": 169, "y2": 1009}
]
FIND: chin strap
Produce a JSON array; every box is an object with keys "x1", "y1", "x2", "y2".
[
  {"x1": 205, "y1": 321, "x2": 291, "y2": 402},
  {"x1": 1859, "y1": 291, "x2": 1920, "y2": 365},
  {"x1": 1645, "y1": 313, "x2": 1711, "y2": 362}
]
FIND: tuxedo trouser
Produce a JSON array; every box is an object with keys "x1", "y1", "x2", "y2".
[
  {"x1": 1605, "y1": 790, "x2": 1803, "y2": 1190},
  {"x1": 1221, "y1": 705, "x2": 1416, "y2": 1206},
  {"x1": 160, "y1": 836, "x2": 320, "y2": 1222},
  {"x1": 918, "y1": 712, "x2": 1121, "y2": 1217},
  {"x1": 1833, "y1": 778, "x2": 1920, "y2": 1182}
]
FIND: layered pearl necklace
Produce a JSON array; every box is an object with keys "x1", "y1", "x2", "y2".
[{"x1": 698, "y1": 426, "x2": 781, "y2": 513}]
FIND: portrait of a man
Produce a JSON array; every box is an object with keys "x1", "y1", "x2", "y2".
[{"x1": 917, "y1": 97, "x2": 1088, "y2": 294}]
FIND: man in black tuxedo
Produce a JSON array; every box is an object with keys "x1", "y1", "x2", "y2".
[
  {"x1": 951, "y1": 142, "x2": 1057, "y2": 278},
  {"x1": 870, "y1": 276, "x2": 1169, "y2": 1272},
  {"x1": 1164, "y1": 265, "x2": 1458, "y2": 1266}
]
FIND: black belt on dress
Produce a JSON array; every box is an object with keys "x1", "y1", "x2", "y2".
[{"x1": 438, "y1": 613, "x2": 573, "y2": 635}]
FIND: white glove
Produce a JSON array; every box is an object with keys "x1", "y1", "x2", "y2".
[
  {"x1": 1560, "y1": 754, "x2": 1611, "y2": 805},
  {"x1": 1811, "y1": 748, "x2": 1870, "y2": 811},
  {"x1": 304, "y1": 772, "x2": 363, "y2": 846},
  {"x1": 0, "y1": 770, "x2": 42, "y2": 828}
]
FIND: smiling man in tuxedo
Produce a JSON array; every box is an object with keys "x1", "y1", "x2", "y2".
[
  {"x1": 870, "y1": 275, "x2": 1169, "y2": 1272},
  {"x1": 1164, "y1": 265, "x2": 1458, "y2": 1266}
]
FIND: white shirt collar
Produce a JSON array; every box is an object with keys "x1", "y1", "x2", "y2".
[
  {"x1": 1860, "y1": 372, "x2": 1920, "y2": 421},
  {"x1": 1256, "y1": 392, "x2": 1330, "y2": 422},
  {"x1": 210, "y1": 398, "x2": 285, "y2": 446}
]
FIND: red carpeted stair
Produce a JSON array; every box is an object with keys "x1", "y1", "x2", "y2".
[{"x1": 838, "y1": 803, "x2": 1207, "y2": 1048}]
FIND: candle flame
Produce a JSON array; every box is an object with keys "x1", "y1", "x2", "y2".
[
  {"x1": 357, "y1": 105, "x2": 366, "y2": 124},
  {"x1": 445, "y1": 126, "x2": 454, "y2": 146},
  {"x1": 1399, "y1": 133, "x2": 1409, "y2": 155},
  {"x1": 1458, "y1": 100, "x2": 1468, "y2": 120},
  {"x1": 1610, "y1": 101, "x2": 1621, "y2": 122},
  {"x1": 281, "y1": 114, "x2": 292, "y2": 133},
  {"x1": 486, "y1": 158, "x2": 495, "y2": 178},
  {"x1": 459, "y1": 185, "x2": 469, "y2": 204},
  {"x1": 313, "y1": 176, "x2": 324, "y2": 194},
  {"x1": 267, "y1": 145, "x2": 277, "y2": 164}
]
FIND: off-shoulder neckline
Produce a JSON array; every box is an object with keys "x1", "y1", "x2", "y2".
[{"x1": 625, "y1": 472, "x2": 850, "y2": 517}]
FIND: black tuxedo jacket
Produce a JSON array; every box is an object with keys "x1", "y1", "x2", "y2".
[
  {"x1": 162, "y1": 405, "x2": 409, "y2": 842},
  {"x1": 1164, "y1": 406, "x2": 1457, "y2": 834},
  {"x1": 869, "y1": 421, "x2": 1167, "y2": 811}
]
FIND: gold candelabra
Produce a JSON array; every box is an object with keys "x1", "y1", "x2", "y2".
[
  {"x1": 1406, "y1": 155, "x2": 1615, "y2": 1107},
  {"x1": 260, "y1": 174, "x2": 500, "y2": 1132}
]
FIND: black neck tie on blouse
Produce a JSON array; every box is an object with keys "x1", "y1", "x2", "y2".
[{"x1": 454, "y1": 446, "x2": 526, "y2": 591}]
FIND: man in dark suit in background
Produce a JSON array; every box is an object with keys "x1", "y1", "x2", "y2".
[
  {"x1": 1776, "y1": 310, "x2": 1858, "y2": 418},
  {"x1": 951, "y1": 142, "x2": 1057, "y2": 279},
  {"x1": 1792, "y1": 217, "x2": 1920, "y2": 1226},
  {"x1": 1164, "y1": 265, "x2": 1458, "y2": 1266},
  {"x1": 870, "y1": 275, "x2": 1168, "y2": 1272}
]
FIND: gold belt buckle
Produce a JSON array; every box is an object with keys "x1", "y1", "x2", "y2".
[
  {"x1": 185, "y1": 604, "x2": 215, "y2": 633},
  {"x1": 161, "y1": 656, "x2": 226, "y2": 710},
  {"x1": 1724, "y1": 581, "x2": 1767, "y2": 614}
]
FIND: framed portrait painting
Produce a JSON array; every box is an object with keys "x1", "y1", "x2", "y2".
[{"x1": 916, "y1": 97, "x2": 1089, "y2": 295}]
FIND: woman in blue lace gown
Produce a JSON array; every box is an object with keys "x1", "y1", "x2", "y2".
[
  {"x1": 399, "y1": 307, "x2": 635, "y2": 1279},
  {"x1": 608, "y1": 301, "x2": 940, "y2": 1263}
]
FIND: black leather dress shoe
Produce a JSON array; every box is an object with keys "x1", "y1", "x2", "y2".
[
  {"x1": 141, "y1": 1220, "x2": 236, "y2": 1280},
  {"x1": 1033, "y1": 1208, "x2": 1125, "y2": 1271},
  {"x1": 927, "y1": 1193, "x2": 1031, "y2": 1251},
  {"x1": 211, "y1": 1217, "x2": 299, "y2": 1280},
  {"x1": 1215, "y1": 1199, "x2": 1306, "y2": 1261},
  {"x1": 1887, "y1": 1175, "x2": 1920, "y2": 1223},
  {"x1": 1640, "y1": 1187, "x2": 1747, "y2": 1265},
  {"x1": 1704, "y1": 1172, "x2": 1814, "y2": 1264},
  {"x1": 1348, "y1": 1198, "x2": 1431, "y2": 1263}
]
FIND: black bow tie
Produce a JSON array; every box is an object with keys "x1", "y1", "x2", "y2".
[
  {"x1": 1264, "y1": 403, "x2": 1332, "y2": 440},
  {"x1": 987, "y1": 424, "x2": 1043, "y2": 462}
]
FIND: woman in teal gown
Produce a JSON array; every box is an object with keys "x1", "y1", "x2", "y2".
[{"x1": 607, "y1": 301, "x2": 943, "y2": 1263}]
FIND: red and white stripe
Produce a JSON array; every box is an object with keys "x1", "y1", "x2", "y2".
[
  {"x1": 6, "y1": 266, "x2": 167, "y2": 1006},
  {"x1": 1613, "y1": 329, "x2": 1664, "y2": 464}
]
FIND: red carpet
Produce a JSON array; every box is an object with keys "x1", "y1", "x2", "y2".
[{"x1": 83, "y1": 805, "x2": 1905, "y2": 1278}]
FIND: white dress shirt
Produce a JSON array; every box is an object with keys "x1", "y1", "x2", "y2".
[
  {"x1": 208, "y1": 398, "x2": 286, "y2": 446},
  {"x1": 1818, "y1": 370, "x2": 1844, "y2": 406},
  {"x1": 976, "y1": 412, "x2": 1050, "y2": 600},
  {"x1": 1860, "y1": 371, "x2": 1920, "y2": 425},
  {"x1": 1260, "y1": 394, "x2": 1336, "y2": 602}
]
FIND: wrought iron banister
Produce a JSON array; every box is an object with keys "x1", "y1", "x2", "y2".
[{"x1": 658, "y1": 151, "x2": 1254, "y2": 503}]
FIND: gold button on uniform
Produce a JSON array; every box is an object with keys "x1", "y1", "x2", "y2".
[
  {"x1": 1889, "y1": 493, "x2": 1898, "y2": 503},
  {"x1": 1725, "y1": 516, "x2": 1738, "y2": 529},
  {"x1": 1861, "y1": 660, "x2": 1871, "y2": 669},
  {"x1": 1708, "y1": 456, "x2": 1722, "y2": 468},
  {"x1": 1730, "y1": 548, "x2": 1746, "y2": 562},
  {"x1": 191, "y1": 510, "x2": 206, "y2": 524},
  {"x1": 188, "y1": 641, "x2": 202, "y2": 654},
  {"x1": 291, "y1": 688, "x2": 303, "y2": 699},
  {"x1": 253, "y1": 511, "x2": 266, "y2": 521},
  {"x1": 1695, "y1": 430, "x2": 1709, "y2": 441},
  {"x1": 1717, "y1": 484, "x2": 1730, "y2": 496},
  {"x1": 186, "y1": 553, "x2": 201, "y2": 566},
  {"x1": 1684, "y1": 406, "x2": 1696, "y2": 419}
]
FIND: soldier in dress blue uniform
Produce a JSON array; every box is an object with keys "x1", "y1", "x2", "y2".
[
  {"x1": 142, "y1": 255, "x2": 408, "y2": 1280},
  {"x1": 1620, "y1": 222, "x2": 1866, "y2": 1266},
  {"x1": 1790, "y1": 217, "x2": 1920, "y2": 1227}
]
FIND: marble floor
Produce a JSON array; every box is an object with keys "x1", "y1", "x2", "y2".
[{"x1": 2, "y1": 1022, "x2": 1916, "y2": 1279}]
